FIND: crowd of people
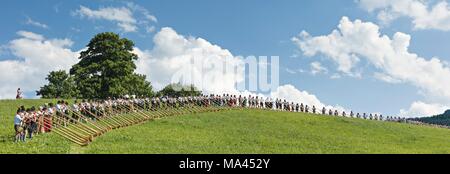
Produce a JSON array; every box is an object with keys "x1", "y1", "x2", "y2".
[
  {"x1": 12, "y1": 94, "x2": 407, "y2": 143},
  {"x1": 210, "y1": 94, "x2": 406, "y2": 122},
  {"x1": 14, "y1": 103, "x2": 54, "y2": 142}
]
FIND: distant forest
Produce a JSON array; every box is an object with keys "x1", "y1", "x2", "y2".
[{"x1": 410, "y1": 110, "x2": 450, "y2": 126}]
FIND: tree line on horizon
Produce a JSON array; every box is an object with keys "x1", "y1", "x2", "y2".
[
  {"x1": 410, "y1": 110, "x2": 450, "y2": 126},
  {"x1": 36, "y1": 32, "x2": 201, "y2": 99}
]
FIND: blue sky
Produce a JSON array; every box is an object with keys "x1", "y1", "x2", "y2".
[{"x1": 1, "y1": 0, "x2": 450, "y2": 117}]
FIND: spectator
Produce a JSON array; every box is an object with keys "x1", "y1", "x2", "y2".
[
  {"x1": 16, "y1": 88, "x2": 22, "y2": 99},
  {"x1": 14, "y1": 110, "x2": 24, "y2": 142}
]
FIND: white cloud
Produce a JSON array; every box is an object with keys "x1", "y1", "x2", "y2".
[
  {"x1": 71, "y1": 27, "x2": 81, "y2": 33},
  {"x1": 373, "y1": 72, "x2": 402, "y2": 84},
  {"x1": 290, "y1": 53, "x2": 300, "y2": 58},
  {"x1": 134, "y1": 27, "x2": 244, "y2": 94},
  {"x1": 270, "y1": 84, "x2": 348, "y2": 112},
  {"x1": 73, "y1": 4, "x2": 157, "y2": 33},
  {"x1": 0, "y1": 45, "x2": 6, "y2": 55},
  {"x1": 270, "y1": 84, "x2": 325, "y2": 108},
  {"x1": 146, "y1": 26, "x2": 156, "y2": 33},
  {"x1": 330, "y1": 73, "x2": 341, "y2": 79},
  {"x1": 293, "y1": 16, "x2": 450, "y2": 116},
  {"x1": 117, "y1": 22, "x2": 138, "y2": 33},
  {"x1": 310, "y1": 61, "x2": 328, "y2": 75},
  {"x1": 126, "y1": 2, "x2": 158, "y2": 23},
  {"x1": 74, "y1": 5, "x2": 137, "y2": 32},
  {"x1": 285, "y1": 68, "x2": 297, "y2": 74},
  {"x1": 25, "y1": 17, "x2": 49, "y2": 29},
  {"x1": 134, "y1": 27, "x2": 346, "y2": 112},
  {"x1": 0, "y1": 27, "x2": 350, "y2": 116},
  {"x1": 358, "y1": 0, "x2": 450, "y2": 31},
  {"x1": 292, "y1": 30, "x2": 360, "y2": 75},
  {"x1": 0, "y1": 31, "x2": 80, "y2": 99},
  {"x1": 16, "y1": 31, "x2": 44, "y2": 40},
  {"x1": 400, "y1": 101, "x2": 449, "y2": 118},
  {"x1": 53, "y1": 3, "x2": 60, "y2": 13}
]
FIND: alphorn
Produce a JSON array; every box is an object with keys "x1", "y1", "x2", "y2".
[
  {"x1": 50, "y1": 114, "x2": 91, "y2": 142},
  {"x1": 84, "y1": 109, "x2": 117, "y2": 129},
  {"x1": 59, "y1": 112, "x2": 98, "y2": 140},
  {"x1": 71, "y1": 111, "x2": 109, "y2": 134},
  {"x1": 36, "y1": 118, "x2": 88, "y2": 146}
]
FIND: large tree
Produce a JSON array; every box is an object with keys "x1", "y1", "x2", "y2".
[
  {"x1": 70, "y1": 32, "x2": 153, "y2": 99},
  {"x1": 36, "y1": 70, "x2": 77, "y2": 99},
  {"x1": 156, "y1": 83, "x2": 202, "y2": 97}
]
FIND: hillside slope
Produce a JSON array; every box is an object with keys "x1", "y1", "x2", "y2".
[
  {"x1": 82, "y1": 109, "x2": 450, "y2": 154},
  {"x1": 0, "y1": 99, "x2": 76, "y2": 154},
  {"x1": 1, "y1": 100, "x2": 450, "y2": 154}
]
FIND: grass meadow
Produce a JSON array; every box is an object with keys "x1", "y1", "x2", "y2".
[{"x1": 1, "y1": 100, "x2": 449, "y2": 154}]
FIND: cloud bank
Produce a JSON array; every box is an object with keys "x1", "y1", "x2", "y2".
[
  {"x1": 292, "y1": 16, "x2": 450, "y2": 117},
  {"x1": 134, "y1": 28, "x2": 346, "y2": 111},
  {"x1": 358, "y1": 0, "x2": 450, "y2": 31},
  {"x1": 73, "y1": 3, "x2": 157, "y2": 33},
  {"x1": 0, "y1": 27, "x2": 350, "y2": 116},
  {"x1": 0, "y1": 31, "x2": 80, "y2": 99}
]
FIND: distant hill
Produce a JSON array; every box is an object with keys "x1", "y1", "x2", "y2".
[{"x1": 411, "y1": 110, "x2": 450, "y2": 126}]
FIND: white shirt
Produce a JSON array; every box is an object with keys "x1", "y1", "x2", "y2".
[
  {"x1": 72, "y1": 104, "x2": 79, "y2": 112},
  {"x1": 14, "y1": 114, "x2": 22, "y2": 125},
  {"x1": 56, "y1": 104, "x2": 62, "y2": 112}
]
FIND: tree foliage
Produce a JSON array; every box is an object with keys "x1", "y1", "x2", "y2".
[
  {"x1": 69, "y1": 32, "x2": 153, "y2": 99},
  {"x1": 156, "y1": 83, "x2": 202, "y2": 97},
  {"x1": 36, "y1": 70, "x2": 77, "y2": 99},
  {"x1": 411, "y1": 110, "x2": 450, "y2": 126}
]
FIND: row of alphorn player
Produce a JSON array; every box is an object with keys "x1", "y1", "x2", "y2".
[{"x1": 13, "y1": 94, "x2": 405, "y2": 145}]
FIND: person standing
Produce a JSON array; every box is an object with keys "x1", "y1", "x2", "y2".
[
  {"x1": 44, "y1": 104, "x2": 54, "y2": 132},
  {"x1": 25, "y1": 108, "x2": 36, "y2": 140},
  {"x1": 14, "y1": 110, "x2": 23, "y2": 142},
  {"x1": 16, "y1": 88, "x2": 22, "y2": 99}
]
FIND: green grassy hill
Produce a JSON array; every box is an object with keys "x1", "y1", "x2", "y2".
[{"x1": 1, "y1": 99, "x2": 450, "y2": 154}]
